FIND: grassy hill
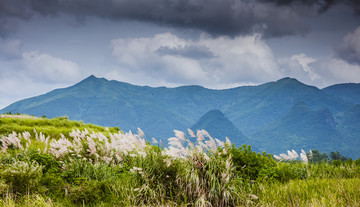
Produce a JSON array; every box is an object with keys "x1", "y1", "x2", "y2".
[{"x1": 0, "y1": 114, "x2": 120, "y2": 138}]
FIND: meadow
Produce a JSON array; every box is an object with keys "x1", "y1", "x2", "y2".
[{"x1": 0, "y1": 115, "x2": 359, "y2": 206}]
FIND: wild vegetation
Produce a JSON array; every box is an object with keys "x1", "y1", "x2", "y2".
[{"x1": 0, "y1": 115, "x2": 360, "y2": 206}]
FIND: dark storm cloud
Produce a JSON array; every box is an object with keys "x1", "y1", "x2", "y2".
[
  {"x1": 155, "y1": 45, "x2": 216, "y2": 59},
  {"x1": 261, "y1": 0, "x2": 360, "y2": 14},
  {"x1": 335, "y1": 26, "x2": 360, "y2": 65},
  {"x1": 0, "y1": 0, "x2": 359, "y2": 38}
]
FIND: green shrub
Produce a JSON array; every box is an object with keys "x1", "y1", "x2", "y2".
[
  {"x1": 175, "y1": 150, "x2": 235, "y2": 207},
  {"x1": 0, "y1": 159, "x2": 44, "y2": 196},
  {"x1": 27, "y1": 150, "x2": 62, "y2": 174},
  {"x1": 272, "y1": 162, "x2": 307, "y2": 182},
  {"x1": 229, "y1": 144, "x2": 276, "y2": 180},
  {"x1": 129, "y1": 145, "x2": 180, "y2": 205},
  {"x1": 67, "y1": 180, "x2": 104, "y2": 205}
]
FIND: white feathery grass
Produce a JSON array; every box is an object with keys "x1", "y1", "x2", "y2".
[
  {"x1": 196, "y1": 130, "x2": 205, "y2": 142},
  {"x1": 151, "y1": 137, "x2": 159, "y2": 144},
  {"x1": 168, "y1": 137, "x2": 179, "y2": 142},
  {"x1": 0, "y1": 127, "x2": 148, "y2": 165},
  {"x1": 225, "y1": 137, "x2": 231, "y2": 147},
  {"x1": 49, "y1": 137, "x2": 74, "y2": 158},
  {"x1": 215, "y1": 138, "x2": 225, "y2": 148},
  {"x1": 0, "y1": 132, "x2": 23, "y2": 152},
  {"x1": 274, "y1": 149, "x2": 309, "y2": 164},
  {"x1": 174, "y1": 130, "x2": 186, "y2": 141},
  {"x1": 273, "y1": 155, "x2": 281, "y2": 160},
  {"x1": 137, "y1": 128, "x2": 145, "y2": 138},
  {"x1": 300, "y1": 149, "x2": 308, "y2": 164},
  {"x1": 130, "y1": 167, "x2": 143, "y2": 174},
  {"x1": 309, "y1": 150, "x2": 313, "y2": 160},
  {"x1": 87, "y1": 136, "x2": 97, "y2": 156},
  {"x1": 168, "y1": 140, "x2": 184, "y2": 149},
  {"x1": 163, "y1": 129, "x2": 228, "y2": 159},
  {"x1": 291, "y1": 150, "x2": 299, "y2": 159},
  {"x1": 188, "y1": 128, "x2": 196, "y2": 137}
]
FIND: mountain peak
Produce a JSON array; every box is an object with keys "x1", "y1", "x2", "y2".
[
  {"x1": 275, "y1": 77, "x2": 302, "y2": 85},
  {"x1": 191, "y1": 109, "x2": 248, "y2": 146},
  {"x1": 75, "y1": 75, "x2": 109, "y2": 86},
  {"x1": 82, "y1": 75, "x2": 104, "y2": 82},
  {"x1": 203, "y1": 109, "x2": 225, "y2": 117},
  {"x1": 86, "y1": 75, "x2": 97, "y2": 80}
]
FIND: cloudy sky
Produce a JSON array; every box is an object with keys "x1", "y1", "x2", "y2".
[{"x1": 1, "y1": 0, "x2": 360, "y2": 109}]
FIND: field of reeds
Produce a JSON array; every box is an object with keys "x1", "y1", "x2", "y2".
[{"x1": 0, "y1": 115, "x2": 360, "y2": 206}]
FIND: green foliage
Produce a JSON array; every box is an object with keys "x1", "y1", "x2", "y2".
[
  {"x1": 253, "y1": 178, "x2": 360, "y2": 206},
  {"x1": 229, "y1": 144, "x2": 276, "y2": 180},
  {"x1": 187, "y1": 152, "x2": 234, "y2": 206},
  {"x1": 27, "y1": 150, "x2": 62, "y2": 174},
  {"x1": 308, "y1": 149, "x2": 329, "y2": 163},
  {"x1": 272, "y1": 162, "x2": 307, "y2": 182},
  {"x1": 0, "y1": 159, "x2": 44, "y2": 196},
  {"x1": 129, "y1": 146, "x2": 179, "y2": 205},
  {"x1": 330, "y1": 151, "x2": 348, "y2": 162},
  {"x1": 1, "y1": 123, "x2": 360, "y2": 206}
]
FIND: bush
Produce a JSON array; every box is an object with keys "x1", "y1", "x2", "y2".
[
  {"x1": 0, "y1": 159, "x2": 44, "y2": 196},
  {"x1": 229, "y1": 144, "x2": 276, "y2": 181},
  {"x1": 271, "y1": 162, "x2": 307, "y2": 182},
  {"x1": 27, "y1": 150, "x2": 62, "y2": 174}
]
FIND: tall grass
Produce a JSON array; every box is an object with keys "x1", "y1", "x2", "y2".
[
  {"x1": 252, "y1": 178, "x2": 360, "y2": 206},
  {"x1": 1, "y1": 116, "x2": 360, "y2": 206}
]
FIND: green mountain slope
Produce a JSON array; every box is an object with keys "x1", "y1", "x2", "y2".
[
  {"x1": 1, "y1": 75, "x2": 359, "y2": 157},
  {"x1": 336, "y1": 104, "x2": 360, "y2": 156},
  {"x1": 252, "y1": 102, "x2": 345, "y2": 156},
  {"x1": 0, "y1": 75, "x2": 280, "y2": 139},
  {"x1": 0, "y1": 76, "x2": 190, "y2": 140},
  {"x1": 322, "y1": 83, "x2": 360, "y2": 105},
  {"x1": 228, "y1": 78, "x2": 351, "y2": 135}
]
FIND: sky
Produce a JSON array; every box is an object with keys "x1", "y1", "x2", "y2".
[{"x1": 1, "y1": 0, "x2": 360, "y2": 109}]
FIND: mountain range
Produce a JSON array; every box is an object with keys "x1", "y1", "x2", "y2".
[{"x1": 1, "y1": 75, "x2": 359, "y2": 158}]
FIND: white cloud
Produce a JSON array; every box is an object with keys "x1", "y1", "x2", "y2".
[
  {"x1": 278, "y1": 52, "x2": 360, "y2": 87},
  {"x1": 0, "y1": 67, "x2": 69, "y2": 109},
  {"x1": 22, "y1": 51, "x2": 82, "y2": 83},
  {"x1": 110, "y1": 32, "x2": 282, "y2": 88},
  {"x1": 0, "y1": 50, "x2": 83, "y2": 109},
  {"x1": 278, "y1": 53, "x2": 319, "y2": 83},
  {"x1": 290, "y1": 54, "x2": 317, "y2": 80},
  {"x1": 314, "y1": 57, "x2": 360, "y2": 86}
]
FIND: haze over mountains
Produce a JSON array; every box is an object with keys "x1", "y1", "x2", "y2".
[{"x1": 1, "y1": 75, "x2": 360, "y2": 158}]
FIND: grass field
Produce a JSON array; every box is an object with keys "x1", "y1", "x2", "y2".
[{"x1": 0, "y1": 115, "x2": 359, "y2": 206}]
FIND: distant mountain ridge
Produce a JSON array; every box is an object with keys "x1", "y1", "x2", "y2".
[
  {"x1": 252, "y1": 101, "x2": 342, "y2": 154},
  {"x1": 322, "y1": 83, "x2": 360, "y2": 105},
  {"x1": 1, "y1": 75, "x2": 360, "y2": 158}
]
